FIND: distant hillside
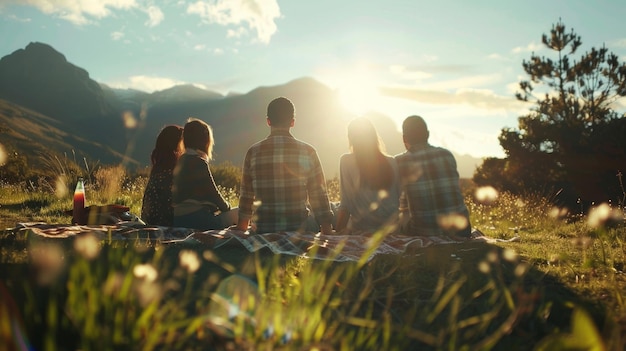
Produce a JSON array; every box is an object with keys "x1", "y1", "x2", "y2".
[
  {"x1": 0, "y1": 98, "x2": 134, "y2": 169},
  {"x1": 0, "y1": 42, "x2": 483, "y2": 178}
]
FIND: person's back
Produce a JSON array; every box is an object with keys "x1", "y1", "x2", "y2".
[
  {"x1": 141, "y1": 125, "x2": 183, "y2": 226},
  {"x1": 336, "y1": 117, "x2": 400, "y2": 233},
  {"x1": 395, "y1": 116, "x2": 470, "y2": 237},
  {"x1": 236, "y1": 97, "x2": 333, "y2": 234},
  {"x1": 172, "y1": 118, "x2": 235, "y2": 230}
]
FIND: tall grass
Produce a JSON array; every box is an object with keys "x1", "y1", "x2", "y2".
[{"x1": 1, "y1": 173, "x2": 625, "y2": 349}]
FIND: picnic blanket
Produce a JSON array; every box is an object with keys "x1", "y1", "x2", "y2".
[{"x1": 10, "y1": 222, "x2": 518, "y2": 262}]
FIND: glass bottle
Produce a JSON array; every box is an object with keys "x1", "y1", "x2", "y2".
[{"x1": 72, "y1": 178, "x2": 86, "y2": 225}]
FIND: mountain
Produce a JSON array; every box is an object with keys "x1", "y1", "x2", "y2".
[
  {"x1": 0, "y1": 42, "x2": 114, "y2": 120},
  {"x1": 0, "y1": 42, "x2": 483, "y2": 178},
  {"x1": 0, "y1": 42, "x2": 128, "y2": 163}
]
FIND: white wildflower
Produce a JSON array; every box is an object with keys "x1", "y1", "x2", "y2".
[
  {"x1": 474, "y1": 186, "x2": 498, "y2": 204},
  {"x1": 133, "y1": 263, "x2": 158, "y2": 282},
  {"x1": 179, "y1": 250, "x2": 200, "y2": 273}
]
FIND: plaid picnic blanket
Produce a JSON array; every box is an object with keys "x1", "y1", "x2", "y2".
[{"x1": 10, "y1": 222, "x2": 515, "y2": 262}]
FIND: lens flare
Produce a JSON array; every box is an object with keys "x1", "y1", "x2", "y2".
[
  {"x1": 587, "y1": 202, "x2": 622, "y2": 228},
  {"x1": 478, "y1": 261, "x2": 490, "y2": 274},
  {"x1": 29, "y1": 243, "x2": 65, "y2": 285},
  {"x1": 436, "y1": 213, "x2": 468, "y2": 230},
  {"x1": 377, "y1": 189, "x2": 389, "y2": 200},
  {"x1": 74, "y1": 232, "x2": 101, "y2": 260},
  {"x1": 122, "y1": 111, "x2": 138, "y2": 129},
  {"x1": 502, "y1": 248, "x2": 518, "y2": 262},
  {"x1": 0, "y1": 282, "x2": 31, "y2": 351},
  {"x1": 474, "y1": 186, "x2": 498, "y2": 204},
  {"x1": 54, "y1": 175, "x2": 68, "y2": 198},
  {"x1": 549, "y1": 206, "x2": 569, "y2": 219},
  {"x1": 0, "y1": 143, "x2": 7, "y2": 166},
  {"x1": 369, "y1": 201, "x2": 379, "y2": 211}
]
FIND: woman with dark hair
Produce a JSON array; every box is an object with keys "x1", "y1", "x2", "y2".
[
  {"x1": 335, "y1": 117, "x2": 400, "y2": 233},
  {"x1": 172, "y1": 118, "x2": 237, "y2": 230},
  {"x1": 141, "y1": 124, "x2": 184, "y2": 226}
]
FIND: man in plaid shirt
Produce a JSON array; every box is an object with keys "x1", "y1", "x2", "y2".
[
  {"x1": 395, "y1": 115, "x2": 471, "y2": 237},
  {"x1": 235, "y1": 97, "x2": 334, "y2": 234}
]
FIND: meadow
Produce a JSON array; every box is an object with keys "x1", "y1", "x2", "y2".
[{"x1": 0, "y1": 165, "x2": 625, "y2": 350}]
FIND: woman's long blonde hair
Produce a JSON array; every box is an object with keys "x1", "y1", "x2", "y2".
[{"x1": 347, "y1": 117, "x2": 393, "y2": 190}]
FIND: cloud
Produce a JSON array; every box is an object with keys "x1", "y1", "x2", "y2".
[
  {"x1": 487, "y1": 53, "x2": 505, "y2": 60},
  {"x1": 608, "y1": 38, "x2": 626, "y2": 48},
  {"x1": 380, "y1": 85, "x2": 529, "y2": 113},
  {"x1": 418, "y1": 74, "x2": 503, "y2": 91},
  {"x1": 391, "y1": 63, "x2": 473, "y2": 77},
  {"x1": 2, "y1": 0, "x2": 137, "y2": 25},
  {"x1": 144, "y1": 5, "x2": 163, "y2": 27},
  {"x1": 111, "y1": 31, "x2": 125, "y2": 40},
  {"x1": 192, "y1": 44, "x2": 225, "y2": 55},
  {"x1": 512, "y1": 41, "x2": 543, "y2": 54},
  {"x1": 108, "y1": 75, "x2": 189, "y2": 93},
  {"x1": 226, "y1": 27, "x2": 247, "y2": 39},
  {"x1": 3, "y1": 0, "x2": 161, "y2": 27},
  {"x1": 186, "y1": 0, "x2": 281, "y2": 44},
  {"x1": 389, "y1": 65, "x2": 432, "y2": 80},
  {"x1": 6, "y1": 13, "x2": 32, "y2": 22}
]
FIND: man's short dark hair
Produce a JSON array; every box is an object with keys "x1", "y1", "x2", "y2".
[
  {"x1": 267, "y1": 97, "x2": 295, "y2": 127},
  {"x1": 402, "y1": 115, "x2": 429, "y2": 145}
]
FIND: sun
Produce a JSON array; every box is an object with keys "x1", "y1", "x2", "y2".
[
  {"x1": 337, "y1": 79, "x2": 381, "y2": 116},
  {"x1": 319, "y1": 63, "x2": 385, "y2": 116}
]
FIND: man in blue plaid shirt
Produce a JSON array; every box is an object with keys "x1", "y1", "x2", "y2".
[
  {"x1": 395, "y1": 116, "x2": 471, "y2": 237},
  {"x1": 235, "y1": 97, "x2": 334, "y2": 234}
]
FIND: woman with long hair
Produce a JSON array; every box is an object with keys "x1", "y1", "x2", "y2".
[
  {"x1": 172, "y1": 118, "x2": 237, "y2": 230},
  {"x1": 335, "y1": 117, "x2": 400, "y2": 233},
  {"x1": 141, "y1": 124, "x2": 184, "y2": 226}
]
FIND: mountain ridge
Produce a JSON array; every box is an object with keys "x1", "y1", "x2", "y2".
[{"x1": 0, "y1": 43, "x2": 483, "y2": 178}]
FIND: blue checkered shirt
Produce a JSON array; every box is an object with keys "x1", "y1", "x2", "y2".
[{"x1": 395, "y1": 144, "x2": 470, "y2": 236}]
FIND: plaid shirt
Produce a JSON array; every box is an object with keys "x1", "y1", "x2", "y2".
[
  {"x1": 238, "y1": 129, "x2": 333, "y2": 233},
  {"x1": 395, "y1": 144, "x2": 470, "y2": 236}
]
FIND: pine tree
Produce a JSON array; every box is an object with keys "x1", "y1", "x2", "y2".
[{"x1": 474, "y1": 20, "x2": 626, "y2": 208}]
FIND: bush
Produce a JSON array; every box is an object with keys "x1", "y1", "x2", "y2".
[{"x1": 210, "y1": 161, "x2": 241, "y2": 191}]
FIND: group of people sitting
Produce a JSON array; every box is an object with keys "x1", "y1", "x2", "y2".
[{"x1": 140, "y1": 96, "x2": 471, "y2": 237}]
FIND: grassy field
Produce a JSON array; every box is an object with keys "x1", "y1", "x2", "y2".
[{"x1": 1, "y1": 173, "x2": 625, "y2": 350}]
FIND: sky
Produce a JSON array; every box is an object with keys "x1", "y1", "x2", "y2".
[{"x1": 1, "y1": 0, "x2": 625, "y2": 159}]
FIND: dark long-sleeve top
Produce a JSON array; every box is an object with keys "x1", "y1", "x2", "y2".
[
  {"x1": 172, "y1": 149, "x2": 230, "y2": 215},
  {"x1": 141, "y1": 167, "x2": 175, "y2": 226}
]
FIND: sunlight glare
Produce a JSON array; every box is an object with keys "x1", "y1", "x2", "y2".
[
  {"x1": 0, "y1": 143, "x2": 6, "y2": 166},
  {"x1": 338, "y1": 80, "x2": 381, "y2": 116},
  {"x1": 320, "y1": 63, "x2": 385, "y2": 116}
]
